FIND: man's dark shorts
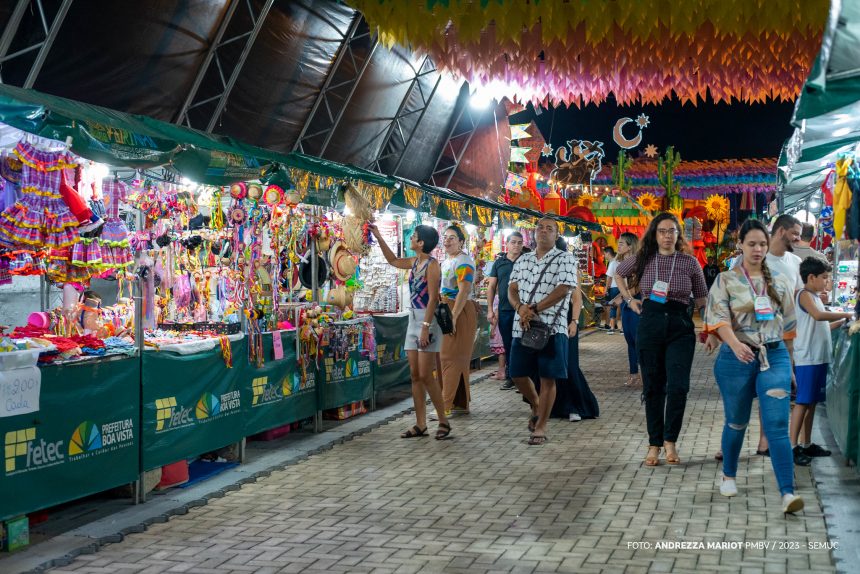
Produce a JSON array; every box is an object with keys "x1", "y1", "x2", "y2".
[{"x1": 509, "y1": 334, "x2": 569, "y2": 380}]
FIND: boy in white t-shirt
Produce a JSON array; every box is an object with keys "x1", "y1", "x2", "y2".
[{"x1": 790, "y1": 257, "x2": 854, "y2": 459}]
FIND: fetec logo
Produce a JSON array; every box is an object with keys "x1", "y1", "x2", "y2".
[
  {"x1": 69, "y1": 421, "x2": 102, "y2": 455},
  {"x1": 4, "y1": 427, "x2": 64, "y2": 475},
  {"x1": 155, "y1": 397, "x2": 193, "y2": 432},
  {"x1": 251, "y1": 376, "x2": 289, "y2": 406},
  {"x1": 195, "y1": 393, "x2": 221, "y2": 420}
]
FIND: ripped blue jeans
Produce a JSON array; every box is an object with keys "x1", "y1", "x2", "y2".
[{"x1": 715, "y1": 342, "x2": 794, "y2": 495}]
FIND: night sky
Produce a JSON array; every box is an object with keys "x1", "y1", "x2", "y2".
[{"x1": 510, "y1": 94, "x2": 796, "y2": 163}]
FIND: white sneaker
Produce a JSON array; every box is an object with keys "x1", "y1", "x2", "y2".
[
  {"x1": 782, "y1": 493, "x2": 804, "y2": 514},
  {"x1": 719, "y1": 477, "x2": 737, "y2": 497},
  {"x1": 569, "y1": 413, "x2": 582, "y2": 422}
]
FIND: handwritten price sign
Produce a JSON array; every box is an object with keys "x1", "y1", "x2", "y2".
[{"x1": 0, "y1": 366, "x2": 41, "y2": 417}]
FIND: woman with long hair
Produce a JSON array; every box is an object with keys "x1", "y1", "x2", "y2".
[
  {"x1": 615, "y1": 232, "x2": 641, "y2": 386},
  {"x1": 369, "y1": 223, "x2": 451, "y2": 439},
  {"x1": 704, "y1": 219, "x2": 803, "y2": 514},
  {"x1": 438, "y1": 225, "x2": 478, "y2": 416},
  {"x1": 615, "y1": 213, "x2": 709, "y2": 466}
]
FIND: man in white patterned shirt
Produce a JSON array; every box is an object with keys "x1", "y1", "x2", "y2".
[{"x1": 508, "y1": 218, "x2": 578, "y2": 445}]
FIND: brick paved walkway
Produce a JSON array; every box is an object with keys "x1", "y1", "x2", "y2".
[{"x1": 46, "y1": 332, "x2": 836, "y2": 573}]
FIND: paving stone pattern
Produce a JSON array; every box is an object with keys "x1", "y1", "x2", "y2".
[{"x1": 47, "y1": 332, "x2": 836, "y2": 573}]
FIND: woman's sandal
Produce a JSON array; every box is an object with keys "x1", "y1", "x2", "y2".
[
  {"x1": 664, "y1": 443, "x2": 681, "y2": 465},
  {"x1": 528, "y1": 434, "x2": 548, "y2": 446},
  {"x1": 527, "y1": 415, "x2": 539, "y2": 432},
  {"x1": 644, "y1": 446, "x2": 661, "y2": 466},
  {"x1": 400, "y1": 425, "x2": 428, "y2": 438},
  {"x1": 435, "y1": 422, "x2": 451, "y2": 440}
]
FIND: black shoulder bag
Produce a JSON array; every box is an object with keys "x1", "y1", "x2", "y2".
[{"x1": 520, "y1": 253, "x2": 566, "y2": 351}]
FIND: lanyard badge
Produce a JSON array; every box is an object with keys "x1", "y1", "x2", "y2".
[
  {"x1": 649, "y1": 253, "x2": 677, "y2": 304},
  {"x1": 740, "y1": 266, "x2": 775, "y2": 321}
]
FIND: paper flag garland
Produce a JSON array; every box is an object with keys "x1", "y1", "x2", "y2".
[
  {"x1": 510, "y1": 123, "x2": 532, "y2": 140},
  {"x1": 349, "y1": 0, "x2": 827, "y2": 106},
  {"x1": 510, "y1": 146, "x2": 532, "y2": 164}
]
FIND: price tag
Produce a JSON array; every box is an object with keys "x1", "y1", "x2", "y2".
[
  {"x1": 0, "y1": 366, "x2": 41, "y2": 418},
  {"x1": 272, "y1": 330, "x2": 284, "y2": 360}
]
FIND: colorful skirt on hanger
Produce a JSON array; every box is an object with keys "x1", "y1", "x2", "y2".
[{"x1": 0, "y1": 142, "x2": 79, "y2": 249}]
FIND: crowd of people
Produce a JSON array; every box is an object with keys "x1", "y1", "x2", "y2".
[{"x1": 370, "y1": 211, "x2": 854, "y2": 517}]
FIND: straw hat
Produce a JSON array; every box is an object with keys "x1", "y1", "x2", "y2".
[
  {"x1": 327, "y1": 284, "x2": 353, "y2": 309},
  {"x1": 229, "y1": 182, "x2": 247, "y2": 200},
  {"x1": 344, "y1": 184, "x2": 372, "y2": 221},
  {"x1": 328, "y1": 241, "x2": 356, "y2": 282},
  {"x1": 342, "y1": 215, "x2": 371, "y2": 256},
  {"x1": 247, "y1": 183, "x2": 263, "y2": 202}
]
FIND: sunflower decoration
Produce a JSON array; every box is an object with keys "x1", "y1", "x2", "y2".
[
  {"x1": 577, "y1": 192, "x2": 599, "y2": 209},
  {"x1": 637, "y1": 192, "x2": 660, "y2": 212},
  {"x1": 705, "y1": 194, "x2": 730, "y2": 224},
  {"x1": 668, "y1": 208, "x2": 684, "y2": 223}
]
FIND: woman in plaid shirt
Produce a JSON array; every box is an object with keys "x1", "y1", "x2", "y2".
[{"x1": 615, "y1": 213, "x2": 708, "y2": 467}]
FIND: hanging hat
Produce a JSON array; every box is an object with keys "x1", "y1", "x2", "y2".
[
  {"x1": 328, "y1": 241, "x2": 356, "y2": 282},
  {"x1": 263, "y1": 185, "x2": 284, "y2": 207},
  {"x1": 247, "y1": 183, "x2": 263, "y2": 202},
  {"x1": 298, "y1": 251, "x2": 329, "y2": 289},
  {"x1": 327, "y1": 284, "x2": 353, "y2": 309},
  {"x1": 0, "y1": 153, "x2": 22, "y2": 184},
  {"x1": 229, "y1": 182, "x2": 247, "y2": 200},
  {"x1": 229, "y1": 205, "x2": 247, "y2": 225}
]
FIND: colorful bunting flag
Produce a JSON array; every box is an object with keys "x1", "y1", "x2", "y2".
[
  {"x1": 510, "y1": 123, "x2": 532, "y2": 140},
  {"x1": 510, "y1": 147, "x2": 531, "y2": 164},
  {"x1": 504, "y1": 171, "x2": 528, "y2": 193}
]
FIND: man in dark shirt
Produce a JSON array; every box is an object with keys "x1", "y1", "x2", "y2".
[
  {"x1": 487, "y1": 231, "x2": 525, "y2": 390},
  {"x1": 703, "y1": 256, "x2": 720, "y2": 291}
]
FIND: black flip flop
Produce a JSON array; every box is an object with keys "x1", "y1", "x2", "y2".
[
  {"x1": 435, "y1": 422, "x2": 451, "y2": 440},
  {"x1": 400, "y1": 425, "x2": 428, "y2": 438},
  {"x1": 528, "y1": 434, "x2": 548, "y2": 446}
]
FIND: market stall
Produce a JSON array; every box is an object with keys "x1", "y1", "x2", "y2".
[{"x1": 0, "y1": 84, "x2": 602, "y2": 531}]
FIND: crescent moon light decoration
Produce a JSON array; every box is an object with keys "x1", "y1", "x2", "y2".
[
  {"x1": 612, "y1": 114, "x2": 650, "y2": 149},
  {"x1": 613, "y1": 117, "x2": 643, "y2": 149}
]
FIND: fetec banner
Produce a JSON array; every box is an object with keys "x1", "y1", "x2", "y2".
[
  {"x1": 318, "y1": 349, "x2": 373, "y2": 410},
  {"x1": 0, "y1": 357, "x2": 140, "y2": 521},
  {"x1": 242, "y1": 331, "x2": 316, "y2": 436},
  {"x1": 142, "y1": 339, "x2": 246, "y2": 471},
  {"x1": 372, "y1": 315, "x2": 410, "y2": 391}
]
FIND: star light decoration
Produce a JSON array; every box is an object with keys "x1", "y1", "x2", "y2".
[
  {"x1": 636, "y1": 114, "x2": 650, "y2": 128},
  {"x1": 644, "y1": 144, "x2": 659, "y2": 158},
  {"x1": 541, "y1": 143, "x2": 554, "y2": 157}
]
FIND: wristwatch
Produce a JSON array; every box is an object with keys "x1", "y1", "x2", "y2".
[{"x1": 421, "y1": 321, "x2": 431, "y2": 327}]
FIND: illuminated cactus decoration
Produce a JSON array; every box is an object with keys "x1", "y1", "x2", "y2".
[
  {"x1": 658, "y1": 146, "x2": 683, "y2": 211},
  {"x1": 612, "y1": 150, "x2": 633, "y2": 194}
]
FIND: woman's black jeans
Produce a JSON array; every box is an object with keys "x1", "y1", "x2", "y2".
[{"x1": 636, "y1": 299, "x2": 696, "y2": 447}]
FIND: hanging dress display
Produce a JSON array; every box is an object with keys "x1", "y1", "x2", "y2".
[
  {"x1": 97, "y1": 178, "x2": 133, "y2": 272},
  {"x1": 0, "y1": 141, "x2": 79, "y2": 249}
]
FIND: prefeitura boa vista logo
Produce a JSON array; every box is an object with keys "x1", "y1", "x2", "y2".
[
  {"x1": 155, "y1": 392, "x2": 240, "y2": 433},
  {"x1": 5, "y1": 418, "x2": 134, "y2": 475}
]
